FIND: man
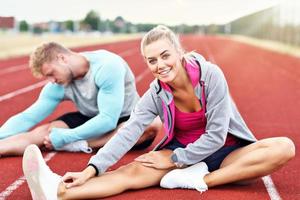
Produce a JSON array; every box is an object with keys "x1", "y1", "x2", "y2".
[{"x1": 0, "y1": 42, "x2": 159, "y2": 156}]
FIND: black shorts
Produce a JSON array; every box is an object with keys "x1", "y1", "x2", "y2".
[
  {"x1": 56, "y1": 112, "x2": 130, "y2": 129},
  {"x1": 164, "y1": 138, "x2": 251, "y2": 172}
]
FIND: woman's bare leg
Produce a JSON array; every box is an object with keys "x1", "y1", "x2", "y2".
[
  {"x1": 204, "y1": 137, "x2": 295, "y2": 187},
  {"x1": 58, "y1": 152, "x2": 172, "y2": 199},
  {"x1": 0, "y1": 121, "x2": 68, "y2": 156},
  {"x1": 87, "y1": 117, "x2": 162, "y2": 149}
]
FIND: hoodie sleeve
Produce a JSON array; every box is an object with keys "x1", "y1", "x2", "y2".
[
  {"x1": 174, "y1": 62, "x2": 232, "y2": 165},
  {"x1": 88, "y1": 88, "x2": 159, "y2": 175}
]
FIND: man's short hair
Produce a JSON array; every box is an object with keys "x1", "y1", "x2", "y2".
[{"x1": 29, "y1": 42, "x2": 70, "y2": 78}]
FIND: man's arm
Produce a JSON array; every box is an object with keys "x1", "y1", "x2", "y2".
[
  {"x1": 49, "y1": 59, "x2": 126, "y2": 149},
  {"x1": 0, "y1": 83, "x2": 64, "y2": 139}
]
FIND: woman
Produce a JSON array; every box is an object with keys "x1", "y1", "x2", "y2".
[{"x1": 23, "y1": 25, "x2": 295, "y2": 200}]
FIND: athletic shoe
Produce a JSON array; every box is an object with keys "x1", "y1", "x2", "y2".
[
  {"x1": 57, "y1": 140, "x2": 93, "y2": 153},
  {"x1": 23, "y1": 144, "x2": 61, "y2": 200},
  {"x1": 160, "y1": 162, "x2": 210, "y2": 193}
]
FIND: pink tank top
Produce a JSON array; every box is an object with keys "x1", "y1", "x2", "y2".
[{"x1": 174, "y1": 61, "x2": 238, "y2": 146}]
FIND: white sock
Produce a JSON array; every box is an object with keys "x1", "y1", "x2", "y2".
[
  {"x1": 23, "y1": 144, "x2": 62, "y2": 200},
  {"x1": 57, "y1": 140, "x2": 92, "y2": 153},
  {"x1": 160, "y1": 162, "x2": 210, "y2": 193}
]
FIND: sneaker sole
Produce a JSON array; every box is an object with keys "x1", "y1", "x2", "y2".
[{"x1": 22, "y1": 144, "x2": 47, "y2": 200}]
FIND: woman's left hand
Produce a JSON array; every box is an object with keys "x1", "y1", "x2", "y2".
[{"x1": 134, "y1": 150, "x2": 175, "y2": 169}]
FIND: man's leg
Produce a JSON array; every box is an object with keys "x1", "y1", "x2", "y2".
[
  {"x1": 0, "y1": 121, "x2": 68, "y2": 156},
  {"x1": 87, "y1": 117, "x2": 162, "y2": 149}
]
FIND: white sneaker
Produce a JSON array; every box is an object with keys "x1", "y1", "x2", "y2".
[
  {"x1": 160, "y1": 162, "x2": 210, "y2": 193},
  {"x1": 23, "y1": 144, "x2": 62, "y2": 200},
  {"x1": 57, "y1": 140, "x2": 93, "y2": 153}
]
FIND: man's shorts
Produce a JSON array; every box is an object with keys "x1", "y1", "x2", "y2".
[
  {"x1": 164, "y1": 137, "x2": 252, "y2": 172},
  {"x1": 56, "y1": 112, "x2": 130, "y2": 128}
]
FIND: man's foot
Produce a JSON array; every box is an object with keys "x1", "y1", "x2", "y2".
[
  {"x1": 57, "y1": 140, "x2": 93, "y2": 153},
  {"x1": 23, "y1": 144, "x2": 61, "y2": 200},
  {"x1": 160, "y1": 162, "x2": 210, "y2": 192}
]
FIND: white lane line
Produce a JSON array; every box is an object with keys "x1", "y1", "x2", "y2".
[
  {"x1": 0, "y1": 80, "x2": 48, "y2": 102},
  {"x1": 262, "y1": 175, "x2": 282, "y2": 200},
  {"x1": 135, "y1": 69, "x2": 150, "y2": 83},
  {"x1": 119, "y1": 49, "x2": 137, "y2": 57},
  {"x1": 0, "y1": 152, "x2": 57, "y2": 200},
  {"x1": 0, "y1": 64, "x2": 28, "y2": 76}
]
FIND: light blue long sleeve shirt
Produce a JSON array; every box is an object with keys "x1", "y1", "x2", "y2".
[{"x1": 0, "y1": 50, "x2": 140, "y2": 149}]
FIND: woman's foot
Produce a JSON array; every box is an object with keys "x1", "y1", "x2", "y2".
[
  {"x1": 23, "y1": 144, "x2": 62, "y2": 200},
  {"x1": 160, "y1": 162, "x2": 210, "y2": 192}
]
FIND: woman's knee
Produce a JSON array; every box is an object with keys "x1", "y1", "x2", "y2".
[
  {"x1": 270, "y1": 137, "x2": 295, "y2": 164},
  {"x1": 118, "y1": 162, "x2": 144, "y2": 177},
  {"x1": 277, "y1": 137, "x2": 295, "y2": 160},
  {"x1": 116, "y1": 162, "x2": 158, "y2": 189}
]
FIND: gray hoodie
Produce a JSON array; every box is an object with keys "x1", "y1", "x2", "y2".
[{"x1": 88, "y1": 52, "x2": 257, "y2": 175}]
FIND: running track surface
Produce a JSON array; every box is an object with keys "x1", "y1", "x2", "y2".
[{"x1": 0, "y1": 36, "x2": 299, "y2": 200}]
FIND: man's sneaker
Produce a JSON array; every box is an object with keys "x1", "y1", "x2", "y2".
[
  {"x1": 160, "y1": 162, "x2": 210, "y2": 193},
  {"x1": 56, "y1": 140, "x2": 93, "y2": 153},
  {"x1": 23, "y1": 144, "x2": 61, "y2": 200}
]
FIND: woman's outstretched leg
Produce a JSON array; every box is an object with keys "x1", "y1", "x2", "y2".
[
  {"x1": 23, "y1": 144, "x2": 172, "y2": 200},
  {"x1": 58, "y1": 161, "x2": 170, "y2": 199}
]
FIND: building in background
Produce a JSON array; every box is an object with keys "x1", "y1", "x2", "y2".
[{"x1": 0, "y1": 16, "x2": 15, "y2": 30}]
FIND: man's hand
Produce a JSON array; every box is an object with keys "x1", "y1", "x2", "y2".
[
  {"x1": 134, "y1": 150, "x2": 175, "y2": 169},
  {"x1": 43, "y1": 135, "x2": 53, "y2": 150}
]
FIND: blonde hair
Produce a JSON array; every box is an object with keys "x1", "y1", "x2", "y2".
[
  {"x1": 140, "y1": 25, "x2": 184, "y2": 56},
  {"x1": 29, "y1": 42, "x2": 70, "y2": 77}
]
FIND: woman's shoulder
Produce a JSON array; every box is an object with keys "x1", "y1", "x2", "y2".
[{"x1": 185, "y1": 52, "x2": 224, "y2": 80}]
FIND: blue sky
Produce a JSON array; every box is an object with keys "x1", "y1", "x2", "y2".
[{"x1": 0, "y1": 0, "x2": 282, "y2": 25}]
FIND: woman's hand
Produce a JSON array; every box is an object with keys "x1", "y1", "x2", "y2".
[
  {"x1": 134, "y1": 150, "x2": 175, "y2": 169},
  {"x1": 62, "y1": 166, "x2": 96, "y2": 188}
]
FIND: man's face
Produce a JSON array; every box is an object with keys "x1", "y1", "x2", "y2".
[{"x1": 41, "y1": 55, "x2": 73, "y2": 86}]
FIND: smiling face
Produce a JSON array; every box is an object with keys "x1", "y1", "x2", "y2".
[{"x1": 144, "y1": 39, "x2": 183, "y2": 84}]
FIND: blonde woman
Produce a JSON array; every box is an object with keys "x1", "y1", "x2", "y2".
[{"x1": 23, "y1": 25, "x2": 295, "y2": 200}]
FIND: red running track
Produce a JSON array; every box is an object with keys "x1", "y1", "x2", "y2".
[{"x1": 0, "y1": 36, "x2": 299, "y2": 200}]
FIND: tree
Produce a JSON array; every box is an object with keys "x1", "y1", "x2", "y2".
[
  {"x1": 65, "y1": 20, "x2": 74, "y2": 32},
  {"x1": 112, "y1": 16, "x2": 126, "y2": 33},
  {"x1": 19, "y1": 20, "x2": 29, "y2": 32},
  {"x1": 82, "y1": 10, "x2": 101, "y2": 31}
]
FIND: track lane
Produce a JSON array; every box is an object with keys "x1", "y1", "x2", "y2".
[{"x1": 1, "y1": 36, "x2": 299, "y2": 199}]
